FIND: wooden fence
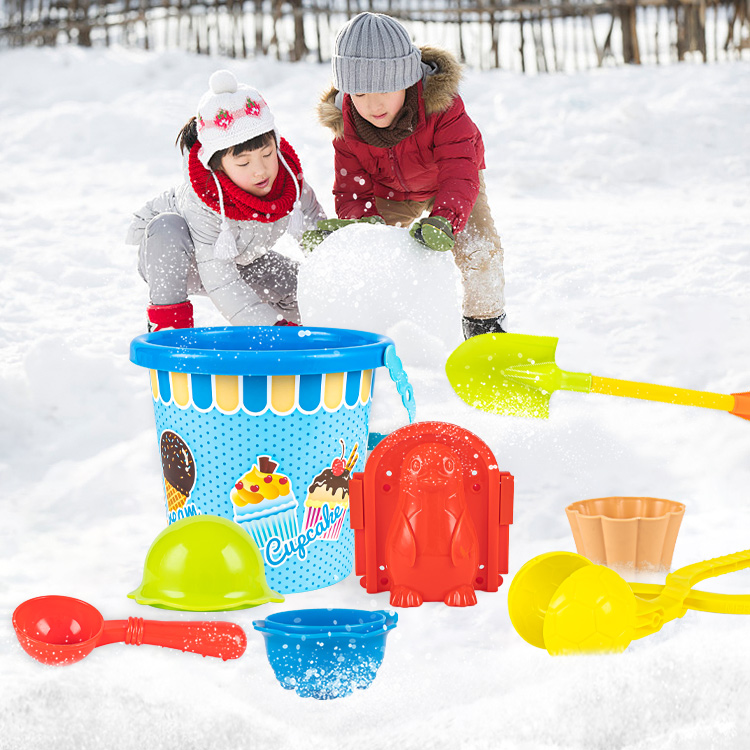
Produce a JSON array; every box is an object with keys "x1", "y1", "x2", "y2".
[{"x1": 1, "y1": 0, "x2": 749, "y2": 72}]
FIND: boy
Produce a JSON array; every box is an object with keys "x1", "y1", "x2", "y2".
[{"x1": 315, "y1": 12, "x2": 506, "y2": 338}]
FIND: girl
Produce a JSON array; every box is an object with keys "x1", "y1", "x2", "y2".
[{"x1": 127, "y1": 69, "x2": 325, "y2": 331}]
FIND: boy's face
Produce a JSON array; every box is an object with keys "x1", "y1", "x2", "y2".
[
  {"x1": 351, "y1": 90, "x2": 406, "y2": 128},
  {"x1": 221, "y1": 139, "x2": 279, "y2": 197}
]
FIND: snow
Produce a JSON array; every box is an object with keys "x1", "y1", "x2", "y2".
[
  {"x1": 2, "y1": 44, "x2": 750, "y2": 749},
  {"x1": 298, "y1": 223, "x2": 464, "y2": 367}
]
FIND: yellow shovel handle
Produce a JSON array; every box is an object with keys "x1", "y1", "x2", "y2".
[{"x1": 591, "y1": 376, "x2": 735, "y2": 413}]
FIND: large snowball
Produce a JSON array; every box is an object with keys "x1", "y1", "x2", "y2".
[{"x1": 298, "y1": 223, "x2": 463, "y2": 368}]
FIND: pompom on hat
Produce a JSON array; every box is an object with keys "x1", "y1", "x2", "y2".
[
  {"x1": 196, "y1": 70, "x2": 276, "y2": 168},
  {"x1": 332, "y1": 12, "x2": 422, "y2": 94},
  {"x1": 193, "y1": 70, "x2": 303, "y2": 260}
]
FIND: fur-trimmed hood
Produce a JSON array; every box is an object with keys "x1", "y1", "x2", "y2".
[{"x1": 317, "y1": 46, "x2": 463, "y2": 139}]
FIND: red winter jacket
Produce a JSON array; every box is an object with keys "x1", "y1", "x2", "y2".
[{"x1": 317, "y1": 46, "x2": 485, "y2": 234}]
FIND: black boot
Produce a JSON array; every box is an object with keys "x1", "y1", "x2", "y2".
[{"x1": 462, "y1": 313, "x2": 507, "y2": 339}]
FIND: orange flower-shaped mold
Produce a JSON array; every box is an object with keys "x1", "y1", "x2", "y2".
[{"x1": 565, "y1": 497, "x2": 685, "y2": 571}]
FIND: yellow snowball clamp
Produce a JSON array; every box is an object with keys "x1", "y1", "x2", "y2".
[{"x1": 508, "y1": 549, "x2": 750, "y2": 655}]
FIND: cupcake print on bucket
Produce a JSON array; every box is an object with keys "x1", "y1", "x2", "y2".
[{"x1": 231, "y1": 455, "x2": 300, "y2": 550}]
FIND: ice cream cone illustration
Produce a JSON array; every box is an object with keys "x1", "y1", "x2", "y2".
[
  {"x1": 164, "y1": 478, "x2": 189, "y2": 511},
  {"x1": 303, "y1": 440, "x2": 358, "y2": 541},
  {"x1": 160, "y1": 431, "x2": 196, "y2": 513}
]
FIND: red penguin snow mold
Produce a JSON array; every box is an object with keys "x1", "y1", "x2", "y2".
[{"x1": 349, "y1": 422, "x2": 514, "y2": 607}]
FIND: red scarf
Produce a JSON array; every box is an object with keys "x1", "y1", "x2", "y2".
[{"x1": 188, "y1": 138, "x2": 303, "y2": 223}]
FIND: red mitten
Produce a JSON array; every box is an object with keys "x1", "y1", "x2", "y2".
[{"x1": 147, "y1": 301, "x2": 194, "y2": 332}]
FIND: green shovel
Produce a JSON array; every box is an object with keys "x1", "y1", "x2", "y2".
[{"x1": 445, "y1": 333, "x2": 750, "y2": 421}]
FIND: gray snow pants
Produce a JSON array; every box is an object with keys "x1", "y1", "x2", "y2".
[{"x1": 137, "y1": 213, "x2": 300, "y2": 322}]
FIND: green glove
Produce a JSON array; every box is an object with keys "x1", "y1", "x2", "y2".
[
  {"x1": 301, "y1": 216, "x2": 385, "y2": 253},
  {"x1": 300, "y1": 229, "x2": 326, "y2": 253},
  {"x1": 316, "y1": 216, "x2": 385, "y2": 232},
  {"x1": 409, "y1": 215, "x2": 455, "y2": 252}
]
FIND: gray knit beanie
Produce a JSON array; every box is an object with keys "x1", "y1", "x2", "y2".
[{"x1": 332, "y1": 12, "x2": 422, "y2": 94}]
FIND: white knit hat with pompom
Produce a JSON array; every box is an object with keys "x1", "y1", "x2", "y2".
[
  {"x1": 196, "y1": 70, "x2": 276, "y2": 168},
  {"x1": 195, "y1": 70, "x2": 303, "y2": 261}
]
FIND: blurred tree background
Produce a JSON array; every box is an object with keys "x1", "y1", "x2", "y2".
[{"x1": 1, "y1": 0, "x2": 748, "y2": 72}]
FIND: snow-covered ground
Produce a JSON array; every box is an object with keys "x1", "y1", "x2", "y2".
[{"x1": 1, "y1": 46, "x2": 749, "y2": 749}]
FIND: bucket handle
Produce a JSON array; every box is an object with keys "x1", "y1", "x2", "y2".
[{"x1": 384, "y1": 345, "x2": 416, "y2": 424}]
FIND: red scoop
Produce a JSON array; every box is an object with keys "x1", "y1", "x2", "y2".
[{"x1": 12, "y1": 595, "x2": 247, "y2": 666}]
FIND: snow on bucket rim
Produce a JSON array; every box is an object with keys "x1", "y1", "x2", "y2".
[{"x1": 130, "y1": 325, "x2": 394, "y2": 376}]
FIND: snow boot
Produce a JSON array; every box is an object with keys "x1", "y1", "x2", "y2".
[
  {"x1": 462, "y1": 313, "x2": 507, "y2": 340},
  {"x1": 147, "y1": 301, "x2": 194, "y2": 332}
]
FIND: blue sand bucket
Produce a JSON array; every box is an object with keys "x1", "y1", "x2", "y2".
[
  {"x1": 253, "y1": 608, "x2": 398, "y2": 699},
  {"x1": 130, "y1": 326, "x2": 414, "y2": 594}
]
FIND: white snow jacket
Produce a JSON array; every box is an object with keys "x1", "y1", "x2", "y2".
[{"x1": 126, "y1": 172, "x2": 325, "y2": 324}]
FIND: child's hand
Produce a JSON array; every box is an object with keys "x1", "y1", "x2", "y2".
[
  {"x1": 300, "y1": 216, "x2": 385, "y2": 252},
  {"x1": 300, "y1": 229, "x2": 327, "y2": 252},
  {"x1": 410, "y1": 216, "x2": 455, "y2": 252},
  {"x1": 317, "y1": 216, "x2": 385, "y2": 232}
]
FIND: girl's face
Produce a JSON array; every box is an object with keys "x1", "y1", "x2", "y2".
[
  {"x1": 221, "y1": 139, "x2": 279, "y2": 196},
  {"x1": 351, "y1": 90, "x2": 406, "y2": 128}
]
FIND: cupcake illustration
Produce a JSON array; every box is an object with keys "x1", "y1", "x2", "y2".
[
  {"x1": 160, "y1": 431, "x2": 196, "y2": 512},
  {"x1": 231, "y1": 455, "x2": 299, "y2": 550},
  {"x1": 303, "y1": 440, "x2": 359, "y2": 541}
]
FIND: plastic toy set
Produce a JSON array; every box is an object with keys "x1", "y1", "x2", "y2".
[
  {"x1": 12, "y1": 326, "x2": 750, "y2": 698},
  {"x1": 448, "y1": 331, "x2": 750, "y2": 655},
  {"x1": 11, "y1": 326, "x2": 419, "y2": 699},
  {"x1": 130, "y1": 325, "x2": 414, "y2": 594}
]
